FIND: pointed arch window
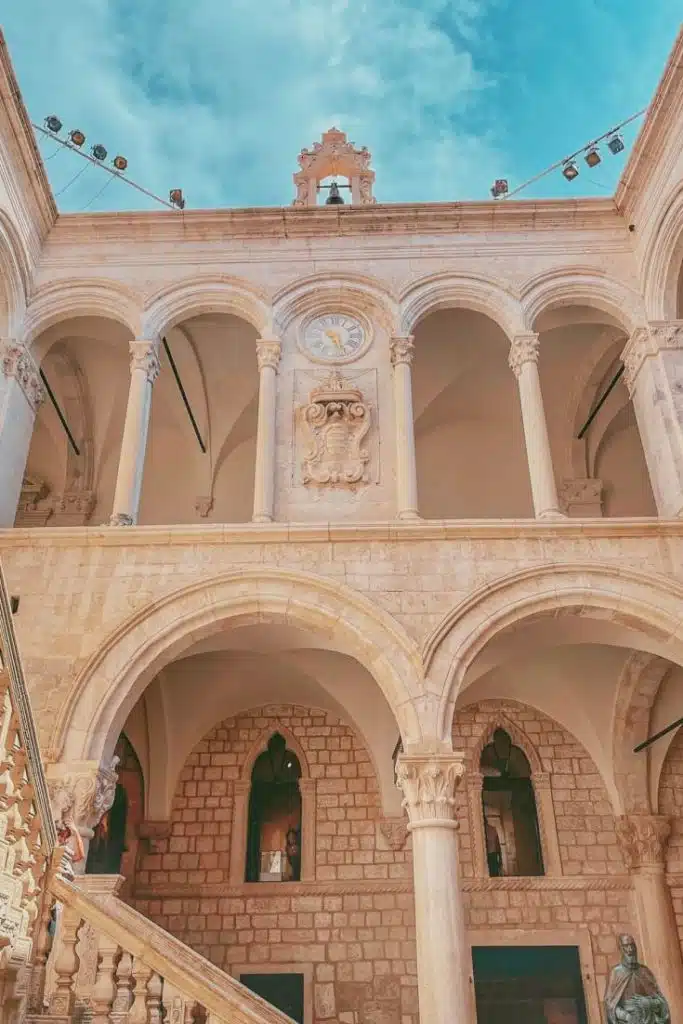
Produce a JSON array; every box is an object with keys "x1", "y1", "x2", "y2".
[
  {"x1": 480, "y1": 728, "x2": 544, "y2": 877},
  {"x1": 246, "y1": 733, "x2": 302, "y2": 883}
]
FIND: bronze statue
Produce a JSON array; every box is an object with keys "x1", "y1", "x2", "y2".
[{"x1": 604, "y1": 934, "x2": 670, "y2": 1023}]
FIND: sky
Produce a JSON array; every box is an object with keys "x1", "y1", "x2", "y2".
[{"x1": 2, "y1": 5, "x2": 682, "y2": 213}]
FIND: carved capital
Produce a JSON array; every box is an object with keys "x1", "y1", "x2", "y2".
[
  {"x1": 0, "y1": 340, "x2": 45, "y2": 412},
  {"x1": 615, "y1": 814, "x2": 671, "y2": 870},
  {"x1": 47, "y1": 758, "x2": 120, "y2": 837},
  {"x1": 379, "y1": 817, "x2": 409, "y2": 850},
  {"x1": 256, "y1": 338, "x2": 282, "y2": 373},
  {"x1": 109, "y1": 512, "x2": 134, "y2": 527},
  {"x1": 508, "y1": 333, "x2": 540, "y2": 378},
  {"x1": 129, "y1": 340, "x2": 160, "y2": 382},
  {"x1": 390, "y1": 336, "x2": 414, "y2": 367},
  {"x1": 396, "y1": 753, "x2": 465, "y2": 829},
  {"x1": 621, "y1": 321, "x2": 683, "y2": 395}
]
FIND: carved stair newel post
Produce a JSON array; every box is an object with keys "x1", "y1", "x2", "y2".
[
  {"x1": 615, "y1": 814, "x2": 683, "y2": 1012},
  {"x1": 0, "y1": 340, "x2": 46, "y2": 527},
  {"x1": 252, "y1": 338, "x2": 281, "y2": 523},
  {"x1": 110, "y1": 339, "x2": 160, "y2": 526},
  {"x1": 396, "y1": 751, "x2": 472, "y2": 1024},
  {"x1": 508, "y1": 333, "x2": 563, "y2": 519},
  {"x1": 390, "y1": 336, "x2": 419, "y2": 520}
]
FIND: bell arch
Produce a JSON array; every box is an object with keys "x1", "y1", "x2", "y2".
[
  {"x1": 54, "y1": 568, "x2": 424, "y2": 766},
  {"x1": 425, "y1": 562, "x2": 683, "y2": 753},
  {"x1": 520, "y1": 267, "x2": 643, "y2": 334},
  {"x1": 142, "y1": 274, "x2": 271, "y2": 339},
  {"x1": 399, "y1": 271, "x2": 525, "y2": 339}
]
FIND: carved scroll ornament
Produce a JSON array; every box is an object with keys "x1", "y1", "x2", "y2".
[{"x1": 299, "y1": 372, "x2": 371, "y2": 489}]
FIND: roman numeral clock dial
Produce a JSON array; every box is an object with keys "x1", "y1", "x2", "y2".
[{"x1": 300, "y1": 314, "x2": 370, "y2": 363}]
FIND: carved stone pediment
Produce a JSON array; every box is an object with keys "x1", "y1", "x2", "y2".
[{"x1": 298, "y1": 372, "x2": 371, "y2": 489}]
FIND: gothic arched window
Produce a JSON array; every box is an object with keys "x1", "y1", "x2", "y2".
[
  {"x1": 246, "y1": 733, "x2": 302, "y2": 883},
  {"x1": 480, "y1": 728, "x2": 544, "y2": 877}
]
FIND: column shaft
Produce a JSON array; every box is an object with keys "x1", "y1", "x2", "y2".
[
  {"x1": 397, "y1": 752, "x2": 472, "y2": 1024},
  {"x1": 509, "y1": 334, "x2": 562, "y2": 518},
  {"x1": 390, "y1": 336, "x2": 419, "y2": 519},
  {"x1": 110, "y1": 340, "x2": 159, "y2": 526},
  {"x1": 252, "y1": 338, "x2": 281, "y2": 523},
  {"x1": 0, "y1": 340, "x2": 45, "y2": 527}
]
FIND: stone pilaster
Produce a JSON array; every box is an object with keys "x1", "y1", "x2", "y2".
[
  {"x1": 615, "y1": 813, "x2": 683, "y2": 1012},
  {"x1": 390, "y1": 336, "x2": 419, "y2": 520},
  {"x1": 622, "y1": 321, "x2": 683, "y2": 517},
  {"x1": 509, "y1": 333, "x2": 563, "y2": 519},
  {"x1": 0, "y1": 340, "x2": 45, "y2": 527},
  {"x1": 109, "y1": 339, "x2": 160, "y2": 526},
  {"x1": 396, "y1": 752, "x2": 472, "y2": 1024},
  {"x1": 252, "y1": 338, "x2": 281, "y2": 523}
]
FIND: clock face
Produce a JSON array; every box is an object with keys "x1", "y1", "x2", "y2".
[{"x1": 301, "y1": 314, "x2": 368, "y2": 363}]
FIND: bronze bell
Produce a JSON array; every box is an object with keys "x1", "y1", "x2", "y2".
[{"x1": 325, "y1": 181, "x2": 345, "y2": 205}]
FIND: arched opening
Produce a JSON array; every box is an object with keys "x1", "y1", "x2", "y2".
[
  {"x1": 138, "y1": 313, "x2": 259, "y2": 524},
  {"x1": 677, "y1": 261, "x2": 683, "y2": 319},
  {"x1": 86, "y1": 733, "x2": 144, "y2": 877},
  {"x1": 245, "y1": 732, "x2": 302, "y2": 882},
  {"x1": 480, "y1": 728, "x2": 543, "y2": 877},
  {"x1": 412, "y1": 308, "x2": 532, "y2": 518},
  {"x1": 534, "y1": 305, "x2": 655, "y2": 517}
]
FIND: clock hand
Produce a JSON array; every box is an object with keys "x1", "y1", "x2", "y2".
[{"x1": 325, "y1": 329, "x2": 343, "y2": 349}]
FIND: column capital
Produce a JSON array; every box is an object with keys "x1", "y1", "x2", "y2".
[
  {"x1": 622, "y1": 321, "x2": 683, "y2": 395},
  {"x1": 508, "y1": 333, "x2": 540, "y2": 377},
  {"x1": 256, "y1": 337, "x2": 282, "y2": 372},
  {"x1": 47, "y1": 757, "x2": 120, "y2": 840},
  {"x1": 1, "y1": 338, "x2": 45, "y2": 412},
  {"x1": 129, "y1": 339, "x2": 160, "y2": 382},
  {"x1": 615, "y1": 813, "x2": 671, "y2": 871},
  {"x1": 396, "y1": 752, "x2": 465, "y2": 830},
  {"x1": 390, "y1": 335, "x2": 415, "y2": 366}
]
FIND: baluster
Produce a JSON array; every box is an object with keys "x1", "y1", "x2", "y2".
[
  {"x1": 91, "y1": 935, "x2": 120, "y2": 1024},
  {"x1": 112, "y1": 950, "x2": 134, "y2": 1020},
  {"x1": 147, "y1": 971, "x2": 164, "y2": 1024},
  {"x1": 129, "y1": 958, "x2": 153, "y2": 1024},
  {"x1": 26, "y1": 848, "x2": 61, "y2": 1013},
  {"x1": 184, "y1": 1003, "x2": 207, "y2": 1024},
  {"x1": 49, "y1": 905, "x2": 82, "y2": 1017}
]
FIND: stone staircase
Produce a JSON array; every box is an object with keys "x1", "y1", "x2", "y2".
[{"x1": 0, "y1": 559, "x2": 294, "y2": 1023}]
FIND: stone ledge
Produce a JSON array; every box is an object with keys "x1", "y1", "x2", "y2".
[{"x1": 0, "y1": 516, "x2": 681, "y2": 548}]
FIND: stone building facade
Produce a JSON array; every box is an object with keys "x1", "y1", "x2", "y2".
[{"x1": 2, "y1": 22, "x2": 683, "y2": 1024}]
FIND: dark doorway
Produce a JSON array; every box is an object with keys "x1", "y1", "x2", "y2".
[
  {"x1": 472, "y1": 945, "x2": 588, "y2": 1024},
  {"x1": 241, "y1": 973, "x2": 304, "y2": 1023}
]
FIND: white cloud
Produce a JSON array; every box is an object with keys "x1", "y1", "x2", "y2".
[{"x1": 2, "y1": 0, "x2": 505, "y2": 211}]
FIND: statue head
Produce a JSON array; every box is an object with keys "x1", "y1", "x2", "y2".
[{"x1": 618, "y1": 934, "x2": 638, "y2": 968}]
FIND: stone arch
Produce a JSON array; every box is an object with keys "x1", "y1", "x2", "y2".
[
  {"x1": 424, "y1": 562, "x2": 683, "y2": 744},
  {"x1": 641, "y1": 180, "x2": 683, "y2": 320},
  {"x1": 23, "y1": 278, "x2": 142, "y2": 351},
  {"x1": 612, "y1": 652, "x2": 671, "y2": 814},
  {"x1": 520, "y1": 267, "x2": 643, "y2": 333},
  {"x1": 0, "y1": 209, "x2": 30, "y2": 334},
  {"x1": 272, "y1": 271, "x2": 398, "y2": 335},
  {"x1": 142, "y1": 274, "x2": 271, "y2": 338},
  {"x1": 55, "y1": 568, "x2": 424, "y2": 765},
  {"x1": 399, "y1": 271, "x2": 525, "y2": 339},
  {"x1": 241, "y1": 723, "x2": 311, "y2": 782},
  {"x1": 466, "y1": 707, "x2": 544, "y2": 777}
]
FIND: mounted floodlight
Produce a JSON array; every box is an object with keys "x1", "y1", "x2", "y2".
[
  {"x1": 607, "y1": 133, "x2": 625, "y2": 155},
  {"x1": 69, "y1": 129, "x2": 86, "y2": 147},
  {"x1": 44, "y1": 115, "x2": 62, "y2": 134},
  {"x1": 91, "y1": 144, "x2": 107, "y2": 161},
  {"x1": 169, "y1": 188, "x2": 185, "y2": 210},
  {"x1": 562, "y1": 160, "x2": 579, "y2": 181},
  {"x1": 490, "y1": 178, "x2": 508, "y2": 198},
  {"x1": 584, "y1": 147, "x2": 601, "y2": 168},
  {"x1": 112, "y1": 155, "x2": 128, "y2": 172}
]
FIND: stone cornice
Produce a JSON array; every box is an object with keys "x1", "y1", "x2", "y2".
[
  {"x1": 41, "y1": 197, "x2": 623, "y2": 249},
  {"x1": 132, "y1": 875, "x2": 634, "y2": 901},
  {"x1": 0, "y1": 30, "x2": 57, "y2": 242},
  {"x1": 1, "y1": 516, "x2": 683, "y2": 549}
]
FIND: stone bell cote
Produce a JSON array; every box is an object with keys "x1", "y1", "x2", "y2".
[{"x1": 292, "y1": 127, "x2": 376, "y2": 207}]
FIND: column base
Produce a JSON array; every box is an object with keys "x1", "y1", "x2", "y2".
[
  {"x1": 536, "y1": 509, "x2": 567, "y2": 520},
  {"x1": 252, "y1": 514, "x2": 274, "y2": 524},
  {"x1": 397, "y1": 510, "x2": 421, "y2": 521},
  {"x1": 109, "y1": 513, "x2": 134, "y2": 526}
]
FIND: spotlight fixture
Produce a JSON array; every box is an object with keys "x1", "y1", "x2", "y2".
[
  {"x1": 607, "y1": 133, "x2": 625, "y2": 155},
  {"x1": 112, "y1": 155, "x2": 128, "y2": 172},
  {"x1": 44, "y1": 115, "x2": 62, "y2": 134},
  {"x1": 169, "y1": 188, "x2": 185, "y2": 210},
  {"x1": 69, "y1": 129, "x2": 86, "y2": 147},
  {"x1": 584, "y1": 147, "x2": 601, "y2": 168},
  {"x1": 91, "y1": 144, "x2": 107, "y2": 161},
  {"x1": 562, "y1": 160, "x2": 579, "y2": 181},
  {"x1": 490, "y1": 178, "x2": 509, "y2": 198}
]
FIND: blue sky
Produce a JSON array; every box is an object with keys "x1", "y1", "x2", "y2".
[{"x1": 2, "y1": 5, "x2": 681, "y2": 212}]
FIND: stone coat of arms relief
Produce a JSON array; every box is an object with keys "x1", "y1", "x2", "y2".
[{"x1": 298, "y1": 371, "x2": 372, "y2": 489}]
